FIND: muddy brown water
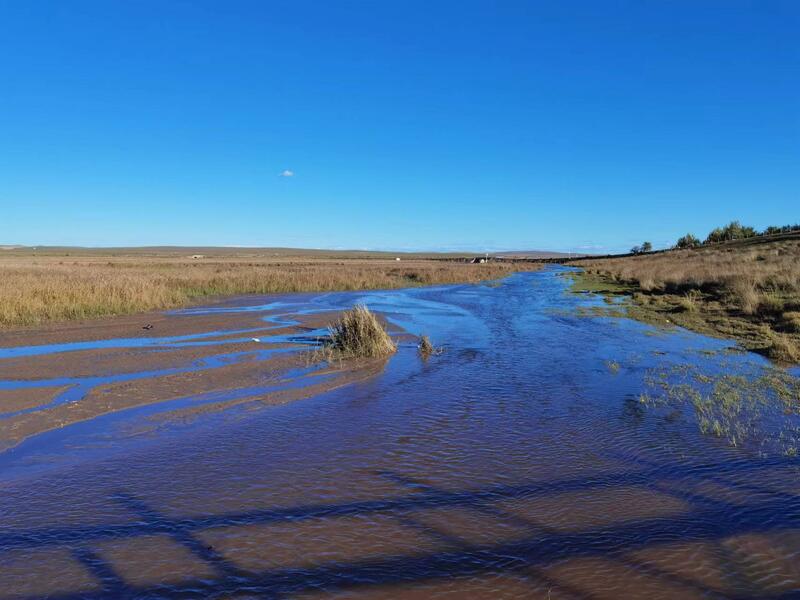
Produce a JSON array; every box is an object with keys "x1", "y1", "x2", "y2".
[{"x1": 1, "y1": 267, "x2": 799, "y2": 599}]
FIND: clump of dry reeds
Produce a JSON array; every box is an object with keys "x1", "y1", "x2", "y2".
[
  {"x1": 318, "y1": 305, "x2": 396, "y2": 360},
  {"x1": 729, "y1": 278, "x2": 760, "y2": 315},
  {"x1": 677, "y1": 290, "x2": 700, "y2": 313}
]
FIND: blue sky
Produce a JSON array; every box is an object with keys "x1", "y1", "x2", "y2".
[{"x1": 1, "y1": 1, "x2": 798, "y2": 253}]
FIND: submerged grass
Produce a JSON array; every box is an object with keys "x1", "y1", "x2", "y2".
[
  {"x1": 640, "y1": 361, "x2": 800, "y2": 456},
  {"x1": 0, "y1": 254, "x2": 541, "y2": 327}
]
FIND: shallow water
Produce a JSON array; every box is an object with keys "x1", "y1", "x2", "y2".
[{"x1": 1, "y1": 267, "x2": 799, "y2": 599}]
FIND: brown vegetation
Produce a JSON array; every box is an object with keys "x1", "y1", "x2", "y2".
[
  {"x1": 317, "y1": 305, "x2": 396, "y2": 360},
  {"x1": 571, "y1": 235, "x2": 800, "y2": 363},
  {"x1": 0, "y1": 251, "x2": 540, "y2": 327},
  {"x1": 418, "y1": 335, "x2": 434, "y2": 358},
  {"x1": 418, "y1": 335, "x2": 443, "y2": 359}
]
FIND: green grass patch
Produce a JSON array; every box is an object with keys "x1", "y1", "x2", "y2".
[{"x1": 563, "y1": 271, "x2": 634, "y2": 295}]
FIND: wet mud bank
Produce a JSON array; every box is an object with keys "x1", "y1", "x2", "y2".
[
  {"x1": 1, "y1": 267, "x2": 800, "y2": 599},
  {"x1": 0, "y1": 299, "x2": 405, "y2": 456}
]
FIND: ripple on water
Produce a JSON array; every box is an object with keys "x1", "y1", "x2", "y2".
[{"x1": 0, "y1": 267, "x2": 799, "y2": 598}]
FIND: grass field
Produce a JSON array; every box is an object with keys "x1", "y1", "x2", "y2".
[
  {"x1": 0, "y1": 248, "x2": 539, "y2": 327},
  {"x1": 570, "y1": 233, "x2": 800, "y2": 363}
]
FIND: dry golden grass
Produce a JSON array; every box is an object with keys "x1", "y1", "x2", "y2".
[
  {"x1": 0, "y1": 252, "x2": 538, "y2": 327},
  {"x1": 765, "y1": 330, "x2": 800, "y2": 363},
  {"x1": 677, "y1": 291, "x2": 700, "y2": 313},
  {"x1": 318, "y1": 305, "x2": 396, "y2": 360},
  {"x1": 580, "y1": 238, "x2": 800, "y2": 299},
  {"x1": 572, "y1": 235, "x2": 800, "y2": 362}
]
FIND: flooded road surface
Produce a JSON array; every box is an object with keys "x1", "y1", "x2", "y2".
[{"x1": 1, "y1": 267, "x2": 799, "y2": 599}]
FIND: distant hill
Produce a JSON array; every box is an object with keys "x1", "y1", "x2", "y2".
[
  {"x1": 0, "y1": 245, "x2": 582, "y2": 259},
  {"x1": 0, "y1": 245, "x2": 490, "y2": 259}
]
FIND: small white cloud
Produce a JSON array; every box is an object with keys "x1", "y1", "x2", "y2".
[{"x1": 279, "y1": 169, "x2": 294, "y2": 177}]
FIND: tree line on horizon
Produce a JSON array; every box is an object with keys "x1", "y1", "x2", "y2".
[
  {"x1": 630, "y1": 221, "x2": 800, "y2": 255},
  {"x1": 674, "y1": 221, "x2": 800, "y2": 250}
]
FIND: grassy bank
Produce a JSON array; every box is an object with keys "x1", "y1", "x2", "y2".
[
  {"x1": 0, "y1": 252, "x2": 538, "y2": 327},
  {"x1": 568, "y1": 234, "x2": 800, "y2": 363}
]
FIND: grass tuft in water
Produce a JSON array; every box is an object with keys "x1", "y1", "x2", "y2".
[
  {"x1": 316, "y1": 305, "x2": 396, "y2": 361},
  {"x1": 418, "y1": 335, "x2": 444, "y2": 359},
  {"x1": 419, "y1": 335, "x2": 434, "y2": 358}
]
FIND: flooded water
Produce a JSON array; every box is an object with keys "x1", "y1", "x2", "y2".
[{"x1": 1, "y1": 266, "x2": 800, "y2": 599}]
